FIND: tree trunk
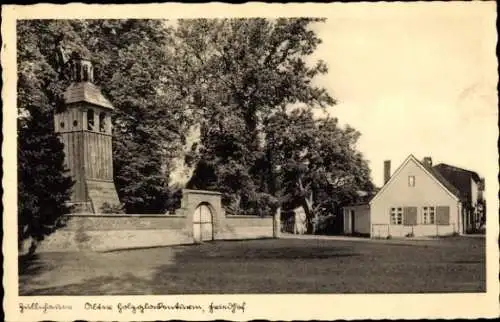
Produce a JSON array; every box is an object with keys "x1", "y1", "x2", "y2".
[
  {"x1": 28, "y1": 239, "x2": 38, "y2": 256},
  {"x1": 298, "y1": 177, "x2": 315, "y2": 234}
]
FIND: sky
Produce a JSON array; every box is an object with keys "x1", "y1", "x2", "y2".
[{"x1": 308, "y1": 2, "x2": 497, "y2": 188}]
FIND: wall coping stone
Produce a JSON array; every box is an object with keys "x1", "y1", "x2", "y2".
[
  {"x1": 67, "y1": 213, "x2": 186, "y2": 218},
  {"x1": 182, "y1": 188, "x2": 222, "y2": 196},
  {"x1": 225, "y1": 215, "x2": 274, "y2": 219}
]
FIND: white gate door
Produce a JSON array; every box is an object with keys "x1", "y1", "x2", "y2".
[{"x1": 193, "y1": 204, "x2": 213, "y2": 243}]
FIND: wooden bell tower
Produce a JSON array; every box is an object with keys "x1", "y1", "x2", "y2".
[{"x1": 54, "y1": 51, "x2": 120, "y2": 213}]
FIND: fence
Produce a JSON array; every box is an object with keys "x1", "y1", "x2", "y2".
[{"x1": 371, "y1": 224, "x2": 390, "y2": 239}]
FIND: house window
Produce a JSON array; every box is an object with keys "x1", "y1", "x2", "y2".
[
  {"x1": 390, "y1": 207, "x2": 403, "y2": 225},
  {"x1": 76, "y1": 64, "x2": 82, "y2": 82},
  {"x1": 408, "y1": 176, "x2": 415, "y2": 187},
  {"x1": 83, "y1": 65, "x2": 89, "y2": 81},
  {"x1": 422, "y1": 206, "x2": 435, "y2": 224},
  {"x1": 87, "y1": 109, "x2": 95, "y2": 131},
  {"x1": 99, "y1": 112, "x2": 106, "y2": 132}
]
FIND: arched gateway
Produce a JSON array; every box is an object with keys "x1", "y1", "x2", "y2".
[
  {"x1": 179, "y1": 189, "x2": 222, "y2": 243},
  {"x1": 192, "y1": 203, "x2": 214, "y2": 243}
]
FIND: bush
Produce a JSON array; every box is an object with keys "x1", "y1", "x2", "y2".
[
  {"x1": 164, "y1": 186, "x2": 183, "y2": 214},
  {"x1": 386, "y1": 234, "x2": 392, "y2": 240},
  {"x1": 254, "y1": 193, "x2": 279, "y2": 217},
  {"x1": 100, "y1": 202, "x2": 125, "y2": 214},
  {"x1": 18, "y1": 109, "x2": 74, "y2": 254},
  {"x1": 239, "y1": 192, "x2": 279, "y2": 217},
  {"x1": 314, "y1": 214, "x2": 336, "y2": 234}
]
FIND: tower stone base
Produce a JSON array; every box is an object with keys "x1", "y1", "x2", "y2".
[
  {"x1": 67, "y1": 201, "x2": 94, "y2": 213},
  {"x1": 86, "y1": 180, "x2": 120, "y2": 213}
]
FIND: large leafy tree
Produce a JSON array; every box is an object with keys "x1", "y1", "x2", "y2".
[
  {"x1": 174, "y1": 18, "x2": 373, "y2": 221},
  {"x1": 176, "y1": 18, "x2": 336, "y2": 214},
  {"x1": 265, "y1": 109, "x2": 374, "y2": 231},
  {"x1": 17, "y1": 20, "x2": 77, "y2": 253}
]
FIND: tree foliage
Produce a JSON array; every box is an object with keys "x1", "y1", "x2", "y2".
[
  {"x1": 265, "y1": 109, "x2": 374, "y2": 231},
  {"x1": 175, "y1": 18, "x2": 341, "y2": 214},
  {"x1": 17, "y1": 20, "x2": 75, "y2": 253}
]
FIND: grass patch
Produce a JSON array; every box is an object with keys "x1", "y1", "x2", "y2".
[{"x1": 19, "y1": 237, "x2": 485, "y2": 295}]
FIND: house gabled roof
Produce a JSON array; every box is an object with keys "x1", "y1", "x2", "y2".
[
  {"x1": 433, "y1": 163, "x2": 481, "y2": 183},
  {"x1": 418, "y1": 160, "x2": 461, "y2": 199},
  {"x1": 369, "y1": 154, "x2": 460, "y2": 205},
  {"x1": 432, "y1": 163, "x2": 483, "y2": 204}
]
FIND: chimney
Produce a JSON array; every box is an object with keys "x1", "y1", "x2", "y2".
[
  {"x1": 384, "y1": 160, "x2": 391, "y2": 184},
  {"x1": 423, "y1": 156, "x2": 432, "y2": 167}
]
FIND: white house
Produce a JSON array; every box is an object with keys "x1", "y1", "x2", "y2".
[{"x1": 344, "y1": 155, "x2": 471, "y2": 238}]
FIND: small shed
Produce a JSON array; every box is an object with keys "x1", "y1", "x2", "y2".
[
  {"x1": 343, "y1": 203, "x2": 371, "y2": 236},
  {"x1": 281, "y1": 206, "x2": 307, "y2": 234}
]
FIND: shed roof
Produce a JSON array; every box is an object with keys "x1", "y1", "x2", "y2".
[{"x1": 343, "y1": 190, "x2": 376, "y2": 207}]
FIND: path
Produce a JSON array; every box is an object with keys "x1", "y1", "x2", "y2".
[{"x1": 279, "y1": 232, "x2": 485, "y2": 246}]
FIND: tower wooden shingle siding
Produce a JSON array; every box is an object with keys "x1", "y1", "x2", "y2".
[{"x1": 54, "y1": 51, "x2": 120, "y2": 213}]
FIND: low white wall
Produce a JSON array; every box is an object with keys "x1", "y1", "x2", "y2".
[
  {"x1": 217, "y1": 216, "x2": 274, "y2": 240},
  {"x1": 35, "y1": 214, "x2": 191, "y2": 252},
  {"x1": 32, "y1": 213, "x2": 276, "y2": 253},
  {"x1": 37, "y1": 229, "x2": 192, "y2": 252},
  {"x1": 370, "y1": 223, "x2": 459, "y2": 238}
]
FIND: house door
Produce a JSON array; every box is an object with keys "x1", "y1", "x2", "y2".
[
  {"x1": 193, "y1": 204, "x2": 213, "y2": 243},
  {"x1": 351, "y1": 210, "x2": 355, "y2": 234}
]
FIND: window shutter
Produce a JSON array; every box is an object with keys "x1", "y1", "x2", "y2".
[
  {"x1": 436, "y1": 206, "x2": 450, "y2": 225},
  {"x1": 403, "y1": 207, "x2": 417, "y2": 226}
]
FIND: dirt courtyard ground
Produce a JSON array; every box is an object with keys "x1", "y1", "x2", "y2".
[{"x1": 19, "y1": 236, "x2": 485, "y2": 295}]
